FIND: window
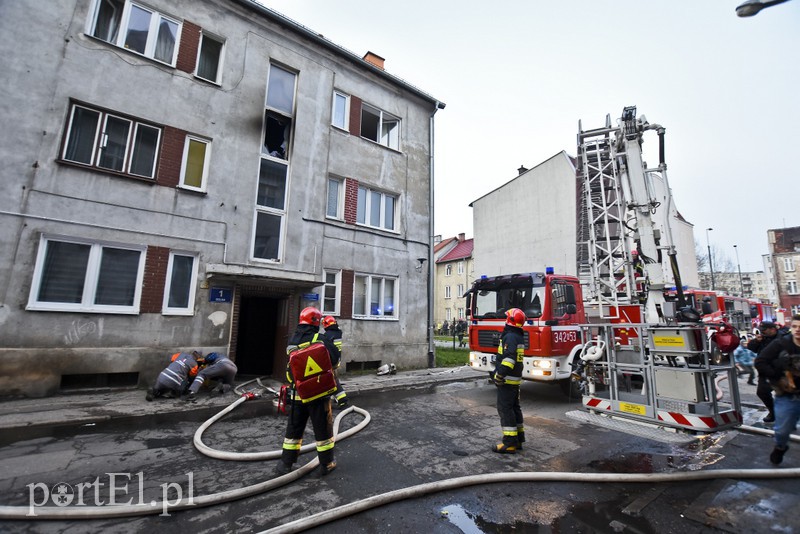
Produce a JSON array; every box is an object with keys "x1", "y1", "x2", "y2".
[
  {"x1": 326, "y1": 177, "x2": 344, "y2": 219},
  {"x1": 323, "y1": 270, "x2": 341, "y2": 314},
  {"x1": 551, "y1": 281, "x2": 574, "y2": 317},
  {"x1": 89, "y1": 0, "x2": 180, "y2": 65},
  {"x1": 28, "y1": 235, "x2": 145, "y2": 313},
  {"x1": 788, "y1": 280, "x2": 798, "y2": 294},
  {"x1": 163, "y1": 252, "x2": 198, "y2": 315},
  {"x1": 445, "y1": 286, "x2": 451, "y2": 299},
  {"x1": 62, "y1": 103, "x2": 161, "y2": 179},
  {"x1": 360, "y1": 103, "x2": 400, "y2": 150},
  {"x1": 332, "y1": 91, "x2": 349, "y2": 130},
  {"x1": 196, "y1": 33, "x2": 224, "y2": 83},
  {"x1": 180, "y1": 136, "x2": 210, "y2": 191},
  {"x1": 446, "y1": 308, "x2": 452, "y2": 321},
  {"x1": 445, "y1": 264, "x2": 452, "y2": 276},
  {"x1": 253, "y1": 65, "x2": 296, "y2": 262},
  {"x1": 353, "y1": 274, "x2": 397, "y2": 318},
  {"x1": 458, "y1": 261, "x2": 464, "y2": 275},
  {"x1": 458, "y1": 308, "x2": 464, "y2": 319},
  {"x1": 356, "y1": 186, "x2": 397, "y2": 231},
  {"x1": 457, "y1": 284, "x2": 464, "y2": 296},
  {"x1": 784, "y1": 257, "x2": 795, "y2": 272}
]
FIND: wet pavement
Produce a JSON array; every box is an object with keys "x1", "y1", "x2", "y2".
[{"x1": 0, "y1": 366, "x2": 797, "y2": 533}]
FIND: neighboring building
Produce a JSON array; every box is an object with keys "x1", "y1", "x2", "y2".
[
  {"x1": 766, "y1": 227, "x2": 800, "y2": 315},
  {"x1": 433, "y1": 234, "x2": 473, "y2": 331},
  {"x1": 0, "y1": 0, "x2": 443, "y2": 397},
  {"x1": 697, "y1": 271, "x2": 770, "y2": 301},
  {"x1": 470, "y1": 152, "x2": 698, "y2": 288}
]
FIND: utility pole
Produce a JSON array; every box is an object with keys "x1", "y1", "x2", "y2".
[
  {"x1": 734, "y1": 244, "x2": 745, "y2": 296},
  {"x1": 706, "y1": 227, "x2": 716, "y2": 290}
]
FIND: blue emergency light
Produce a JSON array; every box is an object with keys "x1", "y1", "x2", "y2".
[{"x1": 545, "y1": 267, "x2": 554, "y2": 274}]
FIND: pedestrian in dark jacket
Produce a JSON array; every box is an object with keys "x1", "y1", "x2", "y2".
[
  {"x1": 490, "y1": 308, "x2": 526, "y2": 454},
  {"x1": 275, "y1": 307, "x2": 341, "y2": 476},
  {"x1": 748, "y1": 321, "x2": 781, "y2": 422},
  {"x1": 754, "y1": 314, "x2": 800, "y2": 465}
]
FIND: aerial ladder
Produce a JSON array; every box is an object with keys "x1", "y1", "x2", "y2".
[{"x1": 574, "y1": 107, "x2": 741, "y2": 433}]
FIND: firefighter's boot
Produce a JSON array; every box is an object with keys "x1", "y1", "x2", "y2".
[
  {"x1": 274, "y1": 461, "x2": 293, "y2": 476},
  {"x1": 492, "y1": 443, "x2": 517, "y2": 454},
  {"x1": 320, "y1": 461, "x2": 337, "y2": 476}
]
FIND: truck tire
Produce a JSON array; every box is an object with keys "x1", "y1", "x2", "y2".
[
  {"x1": 559, "y1": 376, "x2": 581, "y2": 399},
  {"x1": 709, "y1": 340, "x2": 728, "y2": 365}
]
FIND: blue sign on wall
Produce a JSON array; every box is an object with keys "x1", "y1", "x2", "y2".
[
  {"x1": 210, "y1": 287, "x2": 232, "y2": 303},
  {"x1": 302, "y1": 293, "x2": 319, "y2": 301}
]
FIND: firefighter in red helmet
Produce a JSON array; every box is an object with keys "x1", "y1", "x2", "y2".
[
  {"x1": 275, "y1": 307, "x2": 341, "y2": 476},
  {"x1": 322, "y1": 316, "x2": 348, "y2": 407},
  {"x1": 490, "y1": 307, "x2": 526, "y2": 453}
]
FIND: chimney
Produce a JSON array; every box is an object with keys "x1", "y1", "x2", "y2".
[
  {"x1": 363, "y1": 51, "x2": 385, "y2": 70},
  {"x1": 458, "y1": 233, "x2": 465, "y2": 242},
  {"x1": 518, "y1": 165, "x2": 528, "y2": 175}
]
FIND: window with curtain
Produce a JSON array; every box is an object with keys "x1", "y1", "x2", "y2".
[
  {"x1": 353, "y1": 274, "x2": 398, "y2": 319},
  {"x1": 28, "y1": 236, "x2": 145, "y2": 313},
  {"x1": 196, "y1": 33, "x2": 224, "y2": 83},
  {"x1": 356, "y1": 185, "x2": 398, "y2": 231},
  {"x1": 89, "y1": 0, "x2": 181, "y2": 66},
  {"x1": 163, "y1": 252, "x2": 198, "y2": 314},
  {"x1": 180, "y1": 137, "x2": 211, "y2": 191}
]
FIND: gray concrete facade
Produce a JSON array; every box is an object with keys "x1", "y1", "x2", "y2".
[{"x1": 0, "y1": 0, "x2": 443, "y2": 397}]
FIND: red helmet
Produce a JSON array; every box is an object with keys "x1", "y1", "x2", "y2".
[
  {"x1": 299, "y1": 307, "x2": 322, "y2": 326},
  {"x1": 322, "y1": 316, "x2": 338, "y2": 329},
  {"x1": 505, "y1": 308, "x2": 526, "y2": 328}
]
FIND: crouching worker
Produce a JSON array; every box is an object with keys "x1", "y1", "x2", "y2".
[
  {"x1": 275, "y1": 307, "x2": 341, "y2": 477},
  {"x1": 186, "y1": 352, "x2": 238, "y2": 402},
  {"x1": 146, "y1": 350, "x2": 202, "y2": 401},
  {"x1": 490, "y1": 308, "x2": 526, "y2": 454}
]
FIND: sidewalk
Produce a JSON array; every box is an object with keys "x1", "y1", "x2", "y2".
[{"x1": 0, "y1": 365, "x2": 487, "y2": 432}]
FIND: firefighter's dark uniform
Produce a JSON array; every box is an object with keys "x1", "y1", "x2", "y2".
[
  {"x1": 278, "y1": 324, "x2": 342, "y2": 474},
  {"x1": 492, "y1": 324, "x2": 525, "y2": 451},
  {"x1": 323, "y1": 324, "x2": 348, "y2": 407}
]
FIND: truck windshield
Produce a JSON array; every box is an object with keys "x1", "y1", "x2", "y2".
[{"x1": 473, "y1": 285, "x2": 545, "y2": 319}]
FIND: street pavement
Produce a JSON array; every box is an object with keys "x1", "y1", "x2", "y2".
[{"x1": 0, "y1": 365, "x2": 798, "y2": 533}]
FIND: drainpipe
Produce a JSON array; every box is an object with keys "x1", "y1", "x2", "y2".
[{"x1": 428, "y1": 100, "x2": 445, "y2": 367}]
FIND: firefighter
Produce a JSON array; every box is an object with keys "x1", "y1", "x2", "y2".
[
  {"x1": 748, "y1": 321, "x2": 781, "y2": 423},
  {"x1": 322, "y1": 315, "x2": 348, "y2": 408},
  {"x1": 490, "y1": 308, "x2": 526, "y2": 454},
  {"x1": 186, "y1": 352, "x2": 238, "y2": 402},
  {"x1": 146, "y1": 351, "x2": 202, "y2": 401},
  {"x1": 275, "y1": 307, "x2": 341, "y2": 476}
]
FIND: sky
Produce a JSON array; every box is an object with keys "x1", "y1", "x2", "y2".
[{"x1": 262, "y1": 0, "x2": 799, "y2": 273}]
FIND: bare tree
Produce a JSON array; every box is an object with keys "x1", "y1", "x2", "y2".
[{"x1": 695, "y1": 240, "x2": 734, "y2": 273}]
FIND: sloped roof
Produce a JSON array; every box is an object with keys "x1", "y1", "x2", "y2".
[{"x1": 438, "y1": 238, "x2": 473, "y2": 263}]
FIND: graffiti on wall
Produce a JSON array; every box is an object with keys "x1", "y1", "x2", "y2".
[{"x1": 64, "y1": 318, "x2": 102, "y2": 345}]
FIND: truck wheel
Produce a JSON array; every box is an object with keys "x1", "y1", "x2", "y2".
[{"x1": 559, "y1": 377, "x2": 581, "y2": 399}]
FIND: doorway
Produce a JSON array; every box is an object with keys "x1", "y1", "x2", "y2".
[{"x1": 236, "y1": 296, "x2": 280, "y2": 376}]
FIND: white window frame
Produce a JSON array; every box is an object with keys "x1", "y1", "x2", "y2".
[
  {"x1": 162, "y1": 251, "x2": 199, "y2": 315},
  {"x1": 326, "y1": 177, "x2": 344, "y2": 220},
  {"x1": 788, "y1": 280, "x2": 798, "y2": 295},
  {"x1": 446, "y1": 308, "x2": 452, "y2": 321},
  {"x1": 332, "y1": 90, "x2": 350, "y2": 130},
  {"x1": 784, "y1": 257, "x2": 795, "y2": 272},
  {"x1": 457, "y1": 284, "x2": 464, "y2": 296},
  {"x1": 356, "y1": 185, "x2": 398, "y2": 232},
  {"x1": 458, "y1": 308, "x2": 464, "y2": 319},
  {"x1": 458, "y1": 261, "x2": 464, "y2": 275},
  {"x1": 445, "y1": 286, "x2": 451, "y2": 299},
  {"x1": 353, "y1": 273, "x2": 399, "y2": 319},
  {"x1": 62, "y1": 103, "x2": 162, "y2": 179},
  {"x1": 323, "y1": 269, "x2": 341, "y2": 315},
  {"x1": 360, "y1": 102, "x2": 400, "y2": 150},
  {"x1": 27, "y1": 234, "x2": 145, "y2": 314},
  {"x1": 195, "y1": 31, "x2": 225, "y2": 84},
  {"x1": 445, "y1": 264, "x2": 452, "y2": 276},
  {"x1": 179, "y1": 136, "x2": 211, "y2": 192},
  {"x1": 88, "y1": 0, "x2": 181, "y2": 66}
]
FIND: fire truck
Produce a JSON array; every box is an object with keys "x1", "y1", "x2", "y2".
[{"x1": 469, "y1": 106, "x2": 742, "y2": 433}]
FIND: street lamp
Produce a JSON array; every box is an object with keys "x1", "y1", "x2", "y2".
[
  {"x1": 733, "y1": 244, "x2": 745, "y2": 296},
  {"x1": 736, "y1": 0, "x2": 792, "y2": 17},
  {"x1": 706, "y1": 228, "x2": 716, "y2": 291}
]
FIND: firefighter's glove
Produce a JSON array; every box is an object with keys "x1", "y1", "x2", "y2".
[{"x1": 492, "y1": 372, "x2": 506, "y2": 386}]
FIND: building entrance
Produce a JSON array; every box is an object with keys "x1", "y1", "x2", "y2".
[{"x1": 235, "y1": 296, "x2": 280, "y2": 376}]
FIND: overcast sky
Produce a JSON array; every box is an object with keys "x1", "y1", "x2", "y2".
[{"x1": 263, "y1": 0, "x2": 798, "y2": 273}]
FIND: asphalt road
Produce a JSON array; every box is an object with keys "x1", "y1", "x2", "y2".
[{"x1": 0, "y1": 377, "x2": 796, "y2": 533}]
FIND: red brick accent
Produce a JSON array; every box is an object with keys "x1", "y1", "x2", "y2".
[
  {"x1": 156, "y1": 126, "x2": 186, "y2": 188},
  {"x1": 141, "y1": 246, "x2": 169, "y2": 313},
  {"x1": 340, "y1": 270, "x2": 354, "y2": 319},
  {"x1": 176, "y1": 21, "x2": 201, "y2": 74},
  {"x1": 344, "y1": 177, "x2": 359, "y2": 225},
  {"x1": 349, "y1": 95, "x2": 362, "y2": 137}
]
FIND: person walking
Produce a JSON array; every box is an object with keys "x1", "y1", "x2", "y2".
[
  {"x1": 322, "y1": 316, "x2": 348, "y2": 408},
  {"x1": 748, "y1": 321, "x2": 781, "y2": 422},
  {"x1": 186, "y1": 352, "x2": 238, "y2": 402},
  {"x1": 146, "y1": 350, "x2": 202, "y2": 401},
  {"x1": 733, "y1": 338, "x2": 756, "y2": 385},
  {"x1": 754, "y1": 314, "x2": 800, "y2": 465},
  {"x1": 490, "y1": 308, "x2": 526, "y2": 454},
  {"x1": 275, "y1": 307, "x2": 341, "y2": 476}
]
